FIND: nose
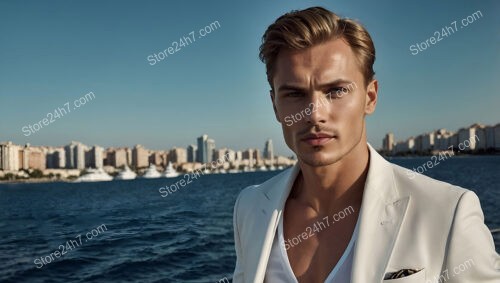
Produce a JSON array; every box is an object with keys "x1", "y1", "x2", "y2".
[{"x1": 305, "y1": 92, "x2": 328, "y2": 125}]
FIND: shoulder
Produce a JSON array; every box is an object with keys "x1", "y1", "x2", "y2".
[
  {"x1": 235, "y1": 167, "x2": 293, "y2": 207},
  {"x1": 388, "y1": 162, "x2": 486, "y2": 241},
  {"x1": 391, "y1": 162, "x2": 468, "y2": 205},
  {"x1": 233, "y1": 184, "x2": 260, "y2": 217},
  {"x1": 388, "y1": 162, "x2": 478, "y2": 236},
  {"x1": 233, "y1": 167, "x2": 294, "y2": 220}
]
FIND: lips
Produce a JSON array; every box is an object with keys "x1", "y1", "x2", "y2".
[{"x1": 301, "y1": 133, "x2": 335, "y2": 146}]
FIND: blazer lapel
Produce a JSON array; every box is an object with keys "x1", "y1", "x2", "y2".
[
  {"x1": 351, "y1": 144, "x2": 410, "y2": 283},
  {"x1": 249, "y1": 164, "x2": 301, "y2": 283}
]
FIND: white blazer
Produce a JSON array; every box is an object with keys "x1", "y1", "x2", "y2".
[{"x1": 232, "y1": 144, "x2": 500, "y2": 282}]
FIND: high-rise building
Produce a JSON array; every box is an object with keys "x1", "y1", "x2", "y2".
[
  {"x1": 169, "y1": 147, "x2": 187, "y2": 164},
  {"x1": 0, "y1": 144, "x2": 3, "y2": 170},
  {"x1": 435, "y1": 130, "x2": 454, "y2": 151},
  {"x1": 213, "y1": 148, "x2": 228, "y2": 162},
  {"x1": 483, "y1": 123, "x2": 500, "y2": 150},
  {"x1": 457, "y1": 126, "x2": 477, "y2": 151},
  {"x1": 132, "y1": 144, "x2": 149, "y2": 168},
  {"x1": 207, "y1": 139, "x2": 215, "y2": 163},
  {"x1": 253, "y1": 149, "x2": 261, "y2": 164},
  {"x1": 235, "y1": 151, "x2": 243, "y2": 162},
  {"x1": 406, "y1": 137, "x2": 416, "y2": 152},
  {"x1": 65, "y1": 141, "x2": 87, "y2": 170},
  {"x1": 18, "y1": 145, "x2": 29, "y2": 170},
  {"x1": 242, "y1": 149, "x2": 255, "y2": 166},
  {"x1": 495, "y1": 124, "x2": 500, "y2": 150},
  {"x1": 485, "y1": 126, "x2": 495, "y2": 150},
  {"x1": 0, "y1": 141, "x2": 20, "y2": 171},
  {"x1": 421, "y1": 132, "x2": 435, "y2": 152},
  {"x1": 27, "y1": 146, "x2": 46, "y2": 170},
  {"x1": 46, "y1": 147, "x2": 66, "y2": 169},
  {"x1": 448, "y1": 133, "x2": 459, "y2": 149},
  {"x1": 149, "y1": 150, "x2": 167, "y2": 167},
  {"x1": 225, "y1": 149, "x2": 236, "y2": 163},
  {"x1": 85, "y1": 146, "x2": 103, "y2": 169},
  {"x1": 414, "y1": 135, "x2": 424, "y2": 153},
  {"x1": 197, "y1": 135, "x2": 208, "y2": 163},
  {"x1": 125, "y1": 148, "x2": 133, "y2": 166},
  {"x1": 197, "y1": 135, "x2": 215, "y2": 163},
  {"x1": 394, "y1": 137, "x2": 415, "y2": 154},
  {"x1": 382, "y1": 133, "x2": 394, "y2": 152},
  {"x1": 187, "y1": 145, "x2": 197, "y2": 162},
  {"x1": 264, "y1": 139, "x2": 274, "y2": 162},
  {"x1": 105, "y1": 147, "x2": 129, "y2": 168},
  {"x1": 149, "y1": 150, "x2": 168, "y2": 167},
  {"x1": 474, "y1": 125, "x2": 486, "y2": 150}
]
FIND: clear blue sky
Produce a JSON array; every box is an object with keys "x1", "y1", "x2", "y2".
[{"x1": 1, "y1": 0, "x2": 498, "y2": 156}]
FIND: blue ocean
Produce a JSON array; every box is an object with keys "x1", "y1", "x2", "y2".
[{"x1": 0, "y1": 156, "x2": 499, "y2": 282}]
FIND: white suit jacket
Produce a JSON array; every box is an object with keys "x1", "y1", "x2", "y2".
[{"x1": 233, "y1": 144, "x2": 499, "y2": 282}]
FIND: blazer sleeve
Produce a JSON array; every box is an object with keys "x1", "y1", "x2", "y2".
[
  {"x1": 232, "y1": 190, "x2": 245, "y2": 283},
  {"x1": 443, "y1": 190, "x2": 500, "y2": 282}
]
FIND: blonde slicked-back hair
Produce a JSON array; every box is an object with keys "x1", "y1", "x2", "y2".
[{"x1": 259, "y1": 6, "x2": 375, "y2": 90}]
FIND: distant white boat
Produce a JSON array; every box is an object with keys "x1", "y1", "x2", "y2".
[
  {"x1": 228, "y1": 169, "x2": 239, "y2": 174},
  {"x1": 142, "y1": 164, "x2": 161, "y2": 179},
  {"x1": 258, "y1": 165, "x2": 268, "y2": 172},
  {"x1": 277, "y1": 166, "x2": 284, "y2": 170},
  {"x1": 243, "y1": 166, "x2": 256, "y2": 172},
  {"x1": 218, "y1": 169, "x2": 227, "y2": 174},
  {"x1": 75, "y1": 168, "x2": 113, "y2": 182},
  {"x1": 269, "y1": 165, "x2": 277, "y2": 171},
  {"x1": 115, "y1": 165, "x2": 137, "y2": 180},
  {"x1": 163, "y1": 162, "x2": 179, "y2": 178}
]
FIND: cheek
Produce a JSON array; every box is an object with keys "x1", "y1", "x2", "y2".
[
  {"x1": 276, "y1": 102, "x2": 304, "y2": 118},
  {"x1": 281, "y1": 120, "x2": 299, "y2": 139},
  {"x1": 281, "y1": 124, "x2": 297, "y2": 150},
  {"x1": 333, "y1": 96, "x2": 365, "y2": 126}
]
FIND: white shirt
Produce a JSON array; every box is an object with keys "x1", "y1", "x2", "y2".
[{"x1": 265, "y1": 213, "x2": 359, "y2": 283}]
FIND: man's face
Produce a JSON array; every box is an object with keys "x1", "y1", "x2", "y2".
[{"x1": 271, "y1": 38, "x2": 377, "y2": 167}]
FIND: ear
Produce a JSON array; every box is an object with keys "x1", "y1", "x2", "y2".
[
  {"x1": 270, "y1": 90, "x2": 282, "y2": 123},
  {"x1": 365, "y1": 79, "x2": 378, "y2": 115}
]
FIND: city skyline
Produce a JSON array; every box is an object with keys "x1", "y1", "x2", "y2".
[
  {"x1": 3, "y1": 120, "x2": 499, "y2": 176},
  {"x1": 0, "y1": 122, "x2": 500, "y2": 164},
  {"x1": 0, "y1": 134, "x2": 293, "y2": 172},
  {"x1": 383, "y1": 122, "x2": 500, "y2": 154},
  {"x1": 1, "y1": 0, "x2": 498, "y2": 156},
  {"x1": 0, "y1": 136, "x2": 288, "y2": 159}
]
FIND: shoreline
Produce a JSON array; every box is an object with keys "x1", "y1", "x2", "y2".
[
  {"x1": 2, "y1": 154, "x2": 499, "y2": 185},
  {"x1": 0, "y1": 178, "x2": 72, "y2": 184}
]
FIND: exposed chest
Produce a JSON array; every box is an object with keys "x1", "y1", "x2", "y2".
[{"x1": 283, "y1": 207, "x2": 359, "y2": 282}]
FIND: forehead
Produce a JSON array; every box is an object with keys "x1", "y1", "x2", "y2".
[{"x1": 273, "y1": 38, "x2": 361, "y2": 88}]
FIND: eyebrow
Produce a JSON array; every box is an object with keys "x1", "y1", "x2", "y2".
[{"x1": 277, "y1": 79, "x2": 354, "y2": 93}]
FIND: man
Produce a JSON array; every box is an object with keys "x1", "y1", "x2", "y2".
[{"x1": 232, "y1": 6, "x2": 499, "y2": 283}]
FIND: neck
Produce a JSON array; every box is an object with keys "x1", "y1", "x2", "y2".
[{"x1": 293, "y1": 140, "x2": 370, "y2": 215}]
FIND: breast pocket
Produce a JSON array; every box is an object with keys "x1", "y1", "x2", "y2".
[{"x1": 382, "y1": 268, "x2": 426, "y2": 283}]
